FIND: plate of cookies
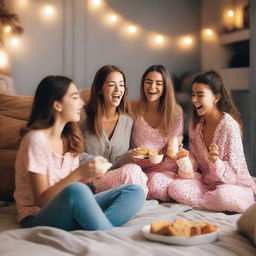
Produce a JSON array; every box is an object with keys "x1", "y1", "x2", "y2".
[
  {"x1": 131, "y1": 146, "x2": 163, "y2": 164},
  {"x1": 142, "y1": 218, "x2": 218, "y2": 246}
]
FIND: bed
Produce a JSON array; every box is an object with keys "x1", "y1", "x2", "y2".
[{"x1": 0, "y1": 200, "x2": 255, "y2": 256}]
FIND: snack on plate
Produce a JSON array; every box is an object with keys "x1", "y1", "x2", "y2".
[
  {"x1": 131, "y1": 147, "x2": 157, "y2": 156},
  {"x1": 131, "y1": 146, "x2": 149, "y2": 156},
  {"x1": 150, "y1": 218, "x2": 217, "y2": 237}
]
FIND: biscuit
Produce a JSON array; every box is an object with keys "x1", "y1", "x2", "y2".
[
  {"x1": 176, "y1": 149, "x2": 189, "y2": 160},
  {"x1": 148, "y1": 149, "x2": 158, "y2": 156},
  {"x1": 201, "y1": 223, "x2": 217, "y2": 234},
  {"x1": 150, "y1": 220, "x2": 171, "y2": 234},
  {"x1": 132, "y1": 146, "x2": 149, "y2": 156}
]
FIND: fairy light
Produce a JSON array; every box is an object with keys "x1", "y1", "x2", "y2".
[
  {"x1": 183, "y1": 37, "x2": 192, "y2": 45},
  {"x1": 227, "y1": 10, "x2": 234, "y2": 17},
  {"x1": 11, "y1": 37, "x2": 20, "y2": 47},
  {"x1": 0, "y1": 51, "x2": 8, "y2": 67},
  {"x1": 5, "y1": 26, "x2": 12, "y2": 33},
  {"x1": 205, "y1": 28, "x2": 213, "y2": 36},
  {"x1": 128, "y1": 26, "x2": 137, "y2": 33},
  {"x1": 92, "y1": 0, "x2": 101, "y2": 6},
  {"x1": 44, "y1": 6, "x2": 54, "y2": 16},
  {"x1": 109, "y1": 15, "x2": 117, "y2": 23},
  {"x1": 155, "y1": 35, "x2": 164, "y2": 44}
]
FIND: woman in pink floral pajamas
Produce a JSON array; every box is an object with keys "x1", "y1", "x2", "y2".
[
  {"x1": 130, "y1": 65, "x2": 190, "y2": 202},
  {"x1": 169, "y1": 71, "x2": 256, "y2": 213}
]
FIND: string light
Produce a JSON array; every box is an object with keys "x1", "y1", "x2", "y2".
[
  {"x1": 227, "y1": 10, "x2": 234, "y2": 17},
  {"x1": 109, "y1": 15, "x2": 117, "y2": 23},
  {"x1": 128, "y1": 26, "x2": 137, "y2": 33},
  {"x1": 0, "y1": 50, "x2": 8, "y2": 67},
  {"x1": 205, "y1": 28, "x2": 213, "y2": 36},
  {"x1": 5, "y1": 26, "x2": 12, "y2": 33},
  {"x1": 44, "y1": 6, "x2": 54, "y2": 16},
  {"x1": 11, "y1": 38, "x2": 20, "y2": 47},
  {"x1": 155, "y1": 35, "x2": 164, "y2": 44},
  {"x1": 92, "y1": 0, "x2": 101, "y2": 6},
  {"x1": 183, "y1": 37, "x2": 192, "y2": 45}
]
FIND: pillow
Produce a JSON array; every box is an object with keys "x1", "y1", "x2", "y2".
[
  {"x1": 0, "y1": 93, "x2": 33, "y2": 120},
  {"x1": 237, "y1": 203, "x2": 256, "y2": 245},
  {"x1": 0, "y1": 150, "x2": 16, "y2": 201},
  {"x1": 0, "y1": 115, "x2": 26, "y2": 149}
]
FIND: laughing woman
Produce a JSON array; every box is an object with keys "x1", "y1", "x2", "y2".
[
  {"x1": 130, "y1": 65, "x2": 185, "y2": 202},
  {"x1": 14, "y1": 76, "x2": 146, "y2": 231},
  {"x1": 79, "y1": 65, "x2": 148, "y2": 195}
]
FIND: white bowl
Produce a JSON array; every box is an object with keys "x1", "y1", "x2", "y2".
[{"x1": 149, "y1": 154, "x2": 163, "y2": 164}]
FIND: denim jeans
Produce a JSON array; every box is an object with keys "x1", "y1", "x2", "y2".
[{"x1": 21, "y1": 182, "x2": 145, "y2": 231}]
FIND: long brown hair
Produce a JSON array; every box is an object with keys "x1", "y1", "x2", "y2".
[
  {"x1": 85, "y1": 65, "x2": 132, "y2": 138},
  {"x1": 138, "y1": 65, "x2": 180, "y2": 135},
  {"x1": 192, "y1": 70, "x2": 243, "y2": 136},
  {"x1": 21, "y1": 76, "x2": 84, "y2": 156}
]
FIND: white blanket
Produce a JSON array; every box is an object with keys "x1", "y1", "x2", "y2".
[{"x1": 0, "y1": 201, "x2": 255, "y2": 256}]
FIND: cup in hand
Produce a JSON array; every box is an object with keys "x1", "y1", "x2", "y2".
[{"x1": 167, "y1": 136, "x2": 179, "y2": 158}]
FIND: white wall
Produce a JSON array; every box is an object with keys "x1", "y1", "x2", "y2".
[{"x1": 8, "y1": 0, "x2": 201, "y2": 99}]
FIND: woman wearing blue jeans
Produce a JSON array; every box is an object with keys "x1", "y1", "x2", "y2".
[{"x1": 14, "y1": 76, "x2": 145, "y2": 231}]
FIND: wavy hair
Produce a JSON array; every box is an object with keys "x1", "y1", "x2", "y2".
[{"x1": 192, "y1": 70, "x2": 243, "y2": 136}]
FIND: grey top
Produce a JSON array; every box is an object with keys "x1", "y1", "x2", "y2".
[{"x1": 79, "y1": 114, "x2": 133, "y2": 169}]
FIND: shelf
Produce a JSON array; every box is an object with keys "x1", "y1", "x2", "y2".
[
  {"x1": 220, "y1": 29, "x2": 250, "y2": 45},
  {"x1": 217, "y1": 67, "x2": 250, "y2": 91}
]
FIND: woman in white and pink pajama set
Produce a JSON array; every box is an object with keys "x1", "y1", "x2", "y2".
[
  {"x1": 130, "y1": 65, "x2": 193, "y2": 202},
  {"x1": 169, "y1": 71, "x2": 256, "y2": 213}
]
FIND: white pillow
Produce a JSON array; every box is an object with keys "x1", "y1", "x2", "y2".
[{"x1": 237, "y1": 203, "x2": 256, "y2": 246}]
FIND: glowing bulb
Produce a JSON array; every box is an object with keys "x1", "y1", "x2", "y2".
[
  {"x1": 205, "y1": 28, "x2": 213, "y2": 36},
  {"x1": 109, "y1": 15, "x2": 117, "y2": 23},
  {"x1": 44, "y1": 6, "x2": 54, "y2": 15},
  {"x1": 5, "y1": 26, "x2": 12, "y2": 33},
  {"x1": 11, "y1": 38, "x2": 20, "y2": 47},
  {"x1": 92, "y1": 0, "x2": 101, "y2": 6},
  {"x1": 0, "y1": 51, "x2": 8, "y2": 67},
  {"x1": 227, "y1": 10, "x2": 234, "y2": 17},
  {"x1": 128, "y1": 26, "x2": 137, "y2": 33},
  {"x1": 183, "y1": 37, "x2": 192, "y2": 45},
  {"x1": 155, "y1": 35, "x2": 164, "y2": 44}
]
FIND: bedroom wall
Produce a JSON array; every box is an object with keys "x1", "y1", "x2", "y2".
[{"x1": 7, "y1": 0, "x2": 201, "y2": 99}]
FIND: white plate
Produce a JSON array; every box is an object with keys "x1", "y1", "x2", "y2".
[{"x1": 142, "y1": 225, "x2": 219, "y2": 246}]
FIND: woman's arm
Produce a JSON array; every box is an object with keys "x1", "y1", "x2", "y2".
[{"x1": 29, "y1": 157, "x2": 108, "y2": 208}]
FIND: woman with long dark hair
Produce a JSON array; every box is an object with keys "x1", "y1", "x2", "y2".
[
  {"x1": 14, "y1": 75, "x2": 146, "y2": 230},
  {"x1": 169, "y1": 71, "x2": 256, "y2": 212},
  {"x1": 80, "y1": 65, "x2": 148, "y2": 194}
]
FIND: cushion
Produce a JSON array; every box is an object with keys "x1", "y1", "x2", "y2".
[
  {"x1": 237, "y1": 203, "x2": 256, "y2": 245},
  {"x1": 0, "y1": 93, "x2": 33, "y2": 120},
  {"x1": 0, "y1": 115, "x2": 26, "y2": 149},
  {"x1": 0, "y1": 150, "x2": 17, "y2": 201}
]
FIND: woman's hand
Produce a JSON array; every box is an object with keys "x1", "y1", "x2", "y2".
[
  {"x1": 208, "y1": 143, "x2": 219, "y2": 163},
  {"x1": 79, "y1": 156, "x2": 111, "y2": 180}
]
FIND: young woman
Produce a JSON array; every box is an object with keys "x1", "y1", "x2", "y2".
[
  {"x1": 169, "y1": 71, "x2": 256, "y2": 213},
  {"x1": 14, "y1": 75, "x2": 146, "y2": 231},
  {"x1": 130, "y1": 65, "x2": 185, "y2": 202},
  {"x1": 79, "y1": 65, "x2": 148, "y2": 194}
]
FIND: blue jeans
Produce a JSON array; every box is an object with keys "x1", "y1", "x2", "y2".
[{"x1": 21, "y1": 183, "x2": 146, "y2": 231}]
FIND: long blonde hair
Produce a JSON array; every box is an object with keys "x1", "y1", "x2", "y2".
[{"x1": 138, "y1": 65, "x2": 180, "y2": 135}]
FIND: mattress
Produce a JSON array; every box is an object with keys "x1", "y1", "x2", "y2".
[{"x1": 0, "y1": 200, "x2": 255, "y2": 256}]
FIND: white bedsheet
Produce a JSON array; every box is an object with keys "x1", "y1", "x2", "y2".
[{"x1": 0, "y1": 200, "x2": 255, "y2": 255}]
